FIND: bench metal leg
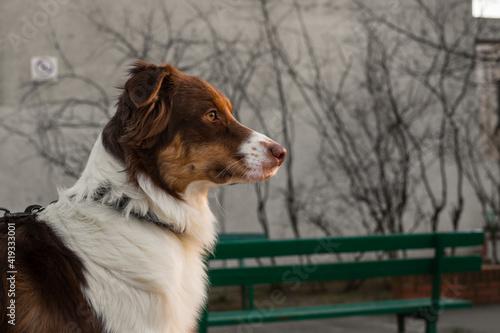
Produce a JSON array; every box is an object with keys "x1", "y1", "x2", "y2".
[
  {"x1": 397, "y1": 314, "x2": 405, "y2": 333},
  {"x1": 248, "y1": 284, "x2": 255, "y2": 310},
  {"x1": 241, "y1": 284, "x2": 247, "y2": 309},
  {"x1": 426, "y1": 321, "x2": 436, "y2": 333},
  {"x1": 241, "y1": 284, "x2": 256, "y2": 310},
  {"x1": 198, "y1": 308, "x2": 208, "y2": 333}
]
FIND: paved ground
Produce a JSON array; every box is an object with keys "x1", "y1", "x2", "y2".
[{"x1": 210, "y1": 304, "x2": 499, "y2": 333}]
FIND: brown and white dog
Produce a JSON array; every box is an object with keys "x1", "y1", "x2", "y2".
[{"x1": 0, "y1": 61, "x2": 286, "y2": 333}]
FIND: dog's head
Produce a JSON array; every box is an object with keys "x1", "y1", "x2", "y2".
[{"x1": 103, "y1": 61, "x2": 286, "y2": 198}]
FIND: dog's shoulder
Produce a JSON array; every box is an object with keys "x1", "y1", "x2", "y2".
[{"x1": 0, "y1": 215, "x2": 106, "y2": 333}]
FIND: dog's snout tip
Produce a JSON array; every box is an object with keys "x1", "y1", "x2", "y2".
[{"x1": 270, "y1": 144, "x2": 286, "y2": 166}]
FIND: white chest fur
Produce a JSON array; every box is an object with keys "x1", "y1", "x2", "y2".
[{"x1": 39, "y1": 136, "x2": 217, "y2": 333}]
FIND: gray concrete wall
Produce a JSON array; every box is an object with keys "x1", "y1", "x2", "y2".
[{"x1": 0, "y1": 0, "x2": 494, "y2": 244}]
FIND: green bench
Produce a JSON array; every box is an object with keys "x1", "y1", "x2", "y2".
[
  {"x1": 217, "y1": 233, "x2": 267, "y2": 310},
  {"x1": 199, "y1": 231, "x2": 484, "y2": 333}
]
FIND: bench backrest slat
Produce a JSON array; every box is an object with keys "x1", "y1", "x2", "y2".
[
  {"x1": 209, "y1": 255, "x2": 481, "y2": 286},
  {"x1": 210, "y1": 232, "x2": 484, "y2": 260}
]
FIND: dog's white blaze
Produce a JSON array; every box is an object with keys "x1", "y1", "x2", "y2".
[
  {"x1": 39, "y1": 135, "x2": 217, "y2": 333},
  {"x1": 239, "y1": 131, "x2": 278, "y2": 179}
]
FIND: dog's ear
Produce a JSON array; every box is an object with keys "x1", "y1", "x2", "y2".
[
  {"x1": 119, "y1": 61, "x2": 174, "y2": 150},
  {"x1": 125, "y1": 61, "x2": 168, "y2": 108}
]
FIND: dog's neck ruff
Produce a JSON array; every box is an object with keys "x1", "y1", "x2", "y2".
[
  {"x1": 91, "y1": 186, "x2": 182, "y2": 234},
  {"x1": 62, "y1": 134, "x2": 217, "y2": 246}
]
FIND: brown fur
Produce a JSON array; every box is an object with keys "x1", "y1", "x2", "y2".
[
  {"x1": 102, "y1": 61, "x2": 254, "y2": 197},
  {"x1": 0, "y1": 216, "x2": 105, "y2": 333}
]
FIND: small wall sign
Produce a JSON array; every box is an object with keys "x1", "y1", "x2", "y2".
[{"x1": 31, "y1": 56, "x2": 58, "y2": 81}]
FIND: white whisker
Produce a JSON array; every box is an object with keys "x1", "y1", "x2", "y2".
[{"x1": 216, "y1": 160, "x2": 242, "y2": 179}]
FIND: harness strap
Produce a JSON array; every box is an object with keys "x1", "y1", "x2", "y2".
[
  {"x1": 1, "y1": 196, "x2": 182, "y2": 235},
  {"x1": 0, "y1": 205, "x2": 42, "y2": 223}
]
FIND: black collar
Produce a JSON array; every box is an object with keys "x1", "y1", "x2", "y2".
[{"x1": 92, "y1": 187, "x2": 182, "y2": 235}]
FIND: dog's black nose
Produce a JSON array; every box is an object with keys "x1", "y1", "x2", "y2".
[{"x1": 270, "y1": 144, "x2": 286, "y2": 166}]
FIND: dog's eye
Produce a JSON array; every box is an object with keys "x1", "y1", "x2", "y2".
[{"x1": 205, "y1": 110, "x2": 217, "y2": 121}]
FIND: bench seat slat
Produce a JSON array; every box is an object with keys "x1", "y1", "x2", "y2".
[
  {"x1": 207, "y1": 297, "x2": 472, "y2": 326},
  {"x1": 209, "y1": 256, "x2": 481, "y2": 286},
  {"x1": 210, "y1": 232, "x2": 484, "y2": 260}
]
